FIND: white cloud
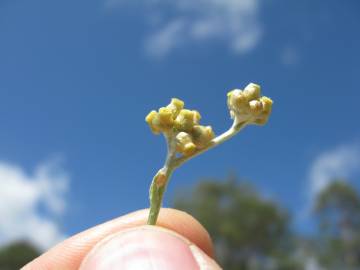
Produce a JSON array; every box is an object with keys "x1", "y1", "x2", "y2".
[
  {"x1": 297, "y1": 143, "x2": 360, "y2": 224},
  {"x1": 146, "y1": 19, "x2": 186, "y2": 58},
  {"x1": 108, "y1": 0, "x2": 262, "y2": 57},
  {"x1": 0, "y1": 160, "x2": 69, "y2": 250},
  {"x1": 309, "y1": 143, "x2": 360, "y2": 197}
]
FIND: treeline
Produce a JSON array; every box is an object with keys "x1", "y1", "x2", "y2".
[
  {"x1": 1, "y1": 177, "x2": 359, "y2": 270},
  {"x1": 174, "y1": 177, "x2": 360, "y2": 270}
]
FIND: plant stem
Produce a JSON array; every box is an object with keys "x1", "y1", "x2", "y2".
[
  {"x1": 147, "y1": 120, "x2": 247, "y2": 225},
  {"x1": 147, "y1": 168, "x2": 173, "y2": 225},
  {"x1": 173, "y1": 121, "x2": 247, "y2": 168},
  {"x1": 147, "y1": 133, "x2": 176, "y2": 225}
]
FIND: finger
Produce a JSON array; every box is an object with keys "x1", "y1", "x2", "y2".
[
  {"x1": 23, "y1": 208, "x2": 214, "y2": 270},
  {"x1": 79, "y1": 226, "x2": 221, "y2": 270}
]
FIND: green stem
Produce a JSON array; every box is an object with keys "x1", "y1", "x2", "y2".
[
  {"x1": 173, "y1": 121, "x2": 247, "y2": 168},
  {"x1": 147, "y1": 133, "x2": 176, "y2": 225},
  {"x1": 147, "y1": 175, "x2": 164, "y2": 225},
  {"x1": 147, "y1": 168, "x2": 174, "y2": 225},
  {"x1": 147, "y1": 120, "x2": 247, "y2": 225}
]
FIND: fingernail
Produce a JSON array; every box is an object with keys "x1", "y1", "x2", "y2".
[{"x1": 80, "y1": 226, "x2": 202, "y2": 270}]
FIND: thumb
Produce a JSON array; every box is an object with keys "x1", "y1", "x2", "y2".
[{"x1": 79, "y1": 225, "x2": 221, "y2": 270}]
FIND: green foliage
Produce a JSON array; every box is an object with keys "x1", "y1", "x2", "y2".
[
  {"x1": 174, "y1": 177, "x2": 301, "y2": 270},
  {"x1": 314, "y1": 180, "x2": 360, "y2": 269},
  {"x1": 315, "y1": 180, "x2": 360, "y2": 219},
  {"x1": 0, "y1": 241, "x2": 40, "y2": 270}
]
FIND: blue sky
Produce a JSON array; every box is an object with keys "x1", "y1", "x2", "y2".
[{"x1": 0, "y1": 0, "x2": 360, "y2": 249}]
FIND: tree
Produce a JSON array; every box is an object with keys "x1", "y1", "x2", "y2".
[
  {"x1": 174, "y1": 177, "x2": 301, "y2": 270},
  {"x1": 314, "y1": 180, "x2": 360, "y2": 269},
  {"x1": 0, "y1": 241, "x2": 40, "y2": 270}
]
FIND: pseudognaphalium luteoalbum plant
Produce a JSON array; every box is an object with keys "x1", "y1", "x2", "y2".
[{"x1": 145, "y1": 83, "x2": 273, "y2": 225}]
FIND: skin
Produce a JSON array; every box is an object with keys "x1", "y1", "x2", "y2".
[{"x1": 22, "y1": 208, "x2": 221, "y2": 270}]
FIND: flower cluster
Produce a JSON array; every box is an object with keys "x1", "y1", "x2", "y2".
[
  {"x1": 227, "y1": 83, "x2": 273, "y2": 125},
  {"x1": 145, "y1": 98, "x2": 215, "y2": 156},
  {"x1": 145, "y1": 82, "x2": 274, "y2": 226}
]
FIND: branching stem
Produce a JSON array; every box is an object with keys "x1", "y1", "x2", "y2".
[{"x1": 147, "y1": 120, "x2": 248, "y2": 225}]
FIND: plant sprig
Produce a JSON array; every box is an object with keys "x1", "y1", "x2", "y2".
[{"x1": 145, "y1": 83, "x2": 273, "y2": 225}]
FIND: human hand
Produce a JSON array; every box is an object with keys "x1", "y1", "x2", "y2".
[{"x1": 23, "y1": 208, "x2": 221, "y2": 269}]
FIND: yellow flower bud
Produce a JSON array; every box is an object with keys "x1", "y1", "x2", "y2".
[
  {"x1": 249, "y1": 100, "x2": 263, "y2": 115},
  {"x1": 145, "y1": 110, "x2": 157, "y2": 123},
  {"x1": 183, "y1": 143, "x2": 197, "y2": 156},
  {"x1": 243, "y1": 83, "x2": 261, "y2": 101},
  {"x1": 254, "y1": 96, "x2": 273, "y2": 125},
  {"x1": 166, "y1": 98, "x2": 184, "y2": 118},
  {"x1": 227, "y1": 83, "x2": 273, "y2": 126},
  {"x1": 174, "y1": 109, "x2": 201, "y2": 132},
  {"x1": 193, "y1": 110, "x2": 201, "y2": 123},
  {"x1": 145, "y1": 110, "x2": 161, "y2": 134},
  {"x1": 192, "y1": 125, "x2": 215, "y2": 148},
  {"x1": 145, "y1": 107, "x2": 175, "y2": 134},
  {"x1": 158, "y1": 107, "x2": 174, "y2": 127},
  {"x1": 227, "y1": 89, "x2": 248, "y2": 115},
  {"x1": 176, "y1": 132, "x2": 196, "y2": 156},
  {"x1": 260, "y1": 96, "x2": 273, "y2": 114}
]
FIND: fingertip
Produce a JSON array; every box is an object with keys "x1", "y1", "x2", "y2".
[
  {"x1": 155, "y1": 208, "x2": 214, "y2": 257},
  {"x1": 190, "y1": 245, "x2": 222, "y2": 270},
  {"x1": 120, "y1": 208, "x2": 214, "y2": 257},
  {"x1": 79, "y1": 226, "x2": 221, "y2": 270},
  {"x1": 23, "y1": 208, "x2": 214, "y2": 270}
]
